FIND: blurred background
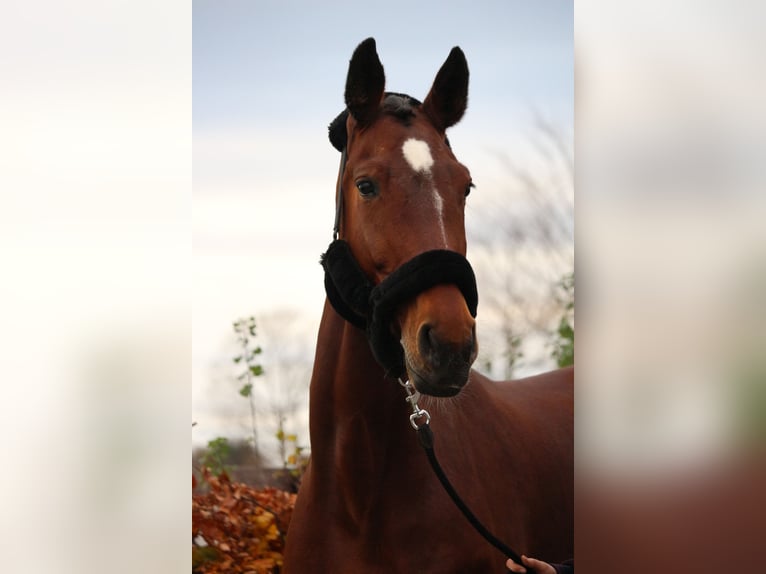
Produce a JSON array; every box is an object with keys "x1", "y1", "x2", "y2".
[{"x1": 2, "y1": 0, "x2": 765, "y2": 572}]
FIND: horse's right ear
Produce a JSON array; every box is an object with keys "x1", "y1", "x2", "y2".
[{"x1": 344, "y1": 38, "x2": 385, "y2": 127}]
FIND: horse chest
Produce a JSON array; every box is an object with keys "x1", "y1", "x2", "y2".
[
  {"x1": 300, "y1": 491, "x2": 503, "y2": 574},
  {"x1": 288, "y1": 445, "x2": 519, "y2": 573}
]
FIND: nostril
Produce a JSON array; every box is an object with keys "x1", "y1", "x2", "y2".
[
  {"x1": 418, "y1": 323, "x2": 434, "y2": 358},
  {"x1": 429, "y1": 327, "x2": 440, "y2": 352},
  {"x1": 418, "y1": 323, "x2": 445, "y2": 369}
]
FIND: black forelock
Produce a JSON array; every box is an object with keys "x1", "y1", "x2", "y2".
[
  {"x1": 327, "y1": 92, "x2": 422, "y2": 152},
  {"x1": 381, "y1": 92, "x2": 421, "y2": 121}
]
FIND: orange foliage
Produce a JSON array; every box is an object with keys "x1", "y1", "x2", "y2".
[{"x1": 192, "y1": 468, "x2": 297, "y2": 574}]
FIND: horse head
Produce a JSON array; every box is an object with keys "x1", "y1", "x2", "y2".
[{"x1": 325, "y1": 38, "x2": 478, "y2": 397}]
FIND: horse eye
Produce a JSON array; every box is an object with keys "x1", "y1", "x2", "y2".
[
  {"x1": 465, "y1": 182, "x2": 475, "y2": 197},
  {"x1": 356, "y1": 179, "x2": 377, "y2": 197}
]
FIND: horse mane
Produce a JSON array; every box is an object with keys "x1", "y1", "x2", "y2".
[{"x1": 328, "y1": 92, "x2": 422, "y2": 152}]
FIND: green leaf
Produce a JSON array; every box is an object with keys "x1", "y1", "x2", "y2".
[
  {"x1": 558, "y1": 321, "x2": 574, "y2": 341},
  {"x1": 233, "y1": 355, "x2": 242, "y2": 363},
  {"x1": 250, "y1": 365, "x2": 264, "y2": 377},
  {"x1": 239, "y1": 383, "x2": 253, "y2": 397}
]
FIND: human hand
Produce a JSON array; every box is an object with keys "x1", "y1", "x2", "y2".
[{"x1": 506, "y1": 554, "x2": 556, "y2": 574}]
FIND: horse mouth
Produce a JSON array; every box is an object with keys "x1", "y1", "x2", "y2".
[{"x1": 405, "y1": 360, "x2": 470, "y2": 397}]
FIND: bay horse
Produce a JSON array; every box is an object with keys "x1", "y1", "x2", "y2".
[{"x1": 283, "y1": 38, "x2": 573, "y2": 573}]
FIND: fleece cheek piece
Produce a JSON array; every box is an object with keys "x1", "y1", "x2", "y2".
[
  {"x1": 320, "y1": 239, "x2": 371, "y2": 330},
  {"x1": 320, "y1": 239, "x2": 479, "y2": 377}
]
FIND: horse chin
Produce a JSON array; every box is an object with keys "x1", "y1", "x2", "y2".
[{"x1": 406, "y1": 362, "x2": 469, "y2": 398}]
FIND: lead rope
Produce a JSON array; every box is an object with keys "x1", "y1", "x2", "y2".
[{"x1": 399, "y1": 378, "x2": 524, "y2": 566}]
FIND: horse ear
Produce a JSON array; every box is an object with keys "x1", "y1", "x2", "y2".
[
  {"x1": 345, "y1": 37, "x2": 385, "y2": 127},
  {"x1": 422, "y1": 47, "x2": 469, "y2": 131}
]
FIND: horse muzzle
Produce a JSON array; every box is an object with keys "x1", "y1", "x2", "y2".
[{"x1": 399, "y1": 284, "x2": 478, "y2": 397}]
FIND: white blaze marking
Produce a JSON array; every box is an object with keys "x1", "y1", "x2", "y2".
[
  {"x1": 433, "y1": 190, "x2": 447, "y2": 245},
  {"x1": 401, "y1": 138, "x2": 448, "y2": 246},
  {"x1": 402, "y1": 138, "x2": 434, "y2": 174}
]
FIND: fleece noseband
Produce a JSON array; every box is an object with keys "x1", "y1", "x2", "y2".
[{"x1": 320, "y1": 116, "x2": 478, "y2": 378}]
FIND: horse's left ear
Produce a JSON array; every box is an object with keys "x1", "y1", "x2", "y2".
[
  {"x1": 345, "y1": 37, "x2": 385, "y2": 127},
  {"x1": 423, "y1": 47, "x2": 469, "y2": 132}
]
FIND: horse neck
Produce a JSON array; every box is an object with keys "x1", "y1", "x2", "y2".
[{"x1": 308, "y1": 299, "x2": 420, "y2": 490}]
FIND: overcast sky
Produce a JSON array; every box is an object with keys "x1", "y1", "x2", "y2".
[{"x1": 192, "y1": 0, "x2": 573, "y2": 449}]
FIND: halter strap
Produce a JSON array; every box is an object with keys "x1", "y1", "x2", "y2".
[{"x1": 332, "y1": 147, "x2": 347, "y2": 240}]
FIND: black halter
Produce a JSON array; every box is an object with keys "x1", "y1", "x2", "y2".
[{"x1": 320, "y1": 139, "x2": 478, "y2": 378}]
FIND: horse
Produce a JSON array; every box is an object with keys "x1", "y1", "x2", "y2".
[{"x1": 283, "y1": 38, "x2": 573, "y2": 573}]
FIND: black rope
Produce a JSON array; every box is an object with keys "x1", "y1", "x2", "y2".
[{"x1": 416, "y1": 423, "x2": 524, "y2": 565}]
